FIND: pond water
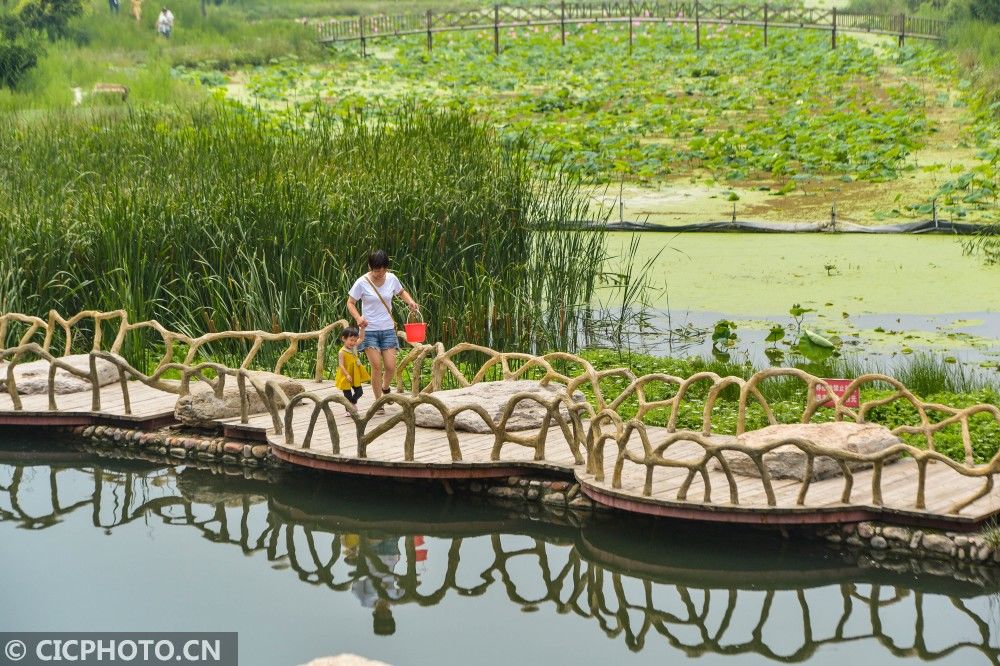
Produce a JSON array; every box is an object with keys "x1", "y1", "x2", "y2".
[
  {"x1": 2, "y1": 438, "x2": 999, "y2": 666},
  {"x1": 601, "y1": 232, "x2": 1000, "y2": 372}
]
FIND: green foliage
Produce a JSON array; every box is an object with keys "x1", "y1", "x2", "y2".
[
  {"x1": 0, "y1": 105, "x2": 608, "y2": 359},
  {"x1": 244, "y1": 27, "x2": 942, "y2": 185},
  {"x1": 0, "y1": 30, "x2": 42, "y2": 88},
  {"x1": 17, "y1": 0, "x2": 83, "y2": 40},
  {"x1": 711, "y1": 319, "x2": 738, "y2": 350},
  {"x1": 892, "y1": 352, "x2": 992, "y2": 395},
  {"x1": 970, "y1": 0, "x2": 1000, "y2": 23}
]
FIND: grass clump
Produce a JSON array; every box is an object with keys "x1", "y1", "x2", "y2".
[{"x1": 0, "y1": 103, "x2": 607, "y2": 364}]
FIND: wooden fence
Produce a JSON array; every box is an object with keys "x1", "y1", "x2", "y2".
[{"x1": 316, "y1": 2, "x2": 952, "y2": 55}]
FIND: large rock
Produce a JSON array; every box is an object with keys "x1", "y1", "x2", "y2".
[
  {"x1": 301, "y1": 656, "x2": 390, "y2": 666},
  {"x1": 414, "y1": 380, "x2": 584, "y2": 433},
  {"x1": 0, "y1": 353, "x2": 122, "y2": 395},
  {"x1": 174, "y1": 372, "x2": 305, "y2": 428},
  {"x1": 714, "y1": 422, "x2": 902, "y2": 481}
]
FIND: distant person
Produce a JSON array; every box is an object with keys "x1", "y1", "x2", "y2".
[
  {"x1": 156, "y1": 7, "x2": 174, "y2": 38},
  {"x1": 130, "y1": 0, "x2": 142, "y2": 24},
  {"x1": 109, "y1": 0, "x2": 120, "y2": 14}
]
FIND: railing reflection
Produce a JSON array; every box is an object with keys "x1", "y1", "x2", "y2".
[{"x1": 1, "y1": 451, "x2": 998, "y2": 663}]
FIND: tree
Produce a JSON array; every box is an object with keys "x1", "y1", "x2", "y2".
[
  {"x1": 17, "y1": 0, "x2": 84, "y2": 40},
  {"x1": 969, "y1": 0, "x2": 1000, "y2": 23}
]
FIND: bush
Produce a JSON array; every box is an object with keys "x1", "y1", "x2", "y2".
[
  {"x1": 16, "y1": 0, "x2": 83, "y2": 40},
  {"x1": 970, "y1": 0, "x2": 1000, "y2": 22},
  {"x1": 0, "y1": 33, "x2": 43, "y2": 88}
]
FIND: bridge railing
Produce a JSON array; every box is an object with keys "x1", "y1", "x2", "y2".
[
  {"x1": 0, "y1": 309, "x2": 348, "y2": 382},
  {"x1": 0, "y1": 310, "x2": 349, "y2": 428},
  {"x1": 4, "y1": 313, "x2": 1000, "y2": 516},
  {"x1": 315, "y1": 2, "x2": 951, "y2": 47},
  {"x1": 282, "y1": 340, "x2": 1000, "y2": 516}
]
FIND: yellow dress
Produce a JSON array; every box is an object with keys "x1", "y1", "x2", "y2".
[{"x1": 335, "y1": 347, "x2": 370, "y2": 390}]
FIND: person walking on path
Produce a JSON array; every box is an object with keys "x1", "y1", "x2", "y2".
[
  {"x1": 346, "y1": 250, "x2": 419, "y2": 414},
  {"x1": 156, "y1": 7, "x2": 174, "y2": 37},
  {"x1": 131, "y1": 0, "x2": 142, "y2": 24},
  {"x1": 334, "y1": 325, "x2": 370, "y2": 416}
]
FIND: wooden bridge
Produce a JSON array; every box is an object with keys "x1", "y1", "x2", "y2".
[
  {"x1": 315, "y1": 1, "x2": 950, "y2": 53},
  {"x1": 2, "y1": 310, "x2": 999, "y2": 530}
]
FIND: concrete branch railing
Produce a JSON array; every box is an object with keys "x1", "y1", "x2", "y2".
[
  {"x1": 4, "y1": 311, "x2": 1000, "y2": 515},
  {"x1": 0, "y1": 308, "x2": 348, "y2": 381},
  {"x1": 281, "y1": 340, "x2": 1000, "y2": 515},
  {"x1": 0, "y1": 309, "x2": 349, "y2": 429}
]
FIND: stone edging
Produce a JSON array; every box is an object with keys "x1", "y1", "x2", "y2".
[
  {"x1": 819, "y1": 521, "x2": 998, "y2": 566},
  {"x1": 69, "y1": 425, "x2": 272, "y2": 467}
]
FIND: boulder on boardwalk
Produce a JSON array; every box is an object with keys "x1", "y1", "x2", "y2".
[
  {"x1": 0, "y1": 353, "x2": 122, "y2": 395},
  {"x1": 414, "y1": 380, "x2": 584, "y2": 433},
  {"x1": 174, "y1": 372, "x2": 305, "y2": 428},
  {"x1": 713, "y1": 422, "x2": 902, "y2": 481}
]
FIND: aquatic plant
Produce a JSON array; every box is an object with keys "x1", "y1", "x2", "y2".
[
  {"x1": 0, "y1": 104, "x2": 608, "y2": 363},
  {"x1": 246, "y1": 26, "x2": 945, "y2": 187}
]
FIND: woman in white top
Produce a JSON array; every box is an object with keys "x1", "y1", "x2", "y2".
[{"x1": 346, "y1": 250, "x2": 419, "y2": 409}]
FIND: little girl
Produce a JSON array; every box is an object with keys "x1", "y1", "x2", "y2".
[{"x1": 334, "y1": 326, "x2": 370, "y2": 414}]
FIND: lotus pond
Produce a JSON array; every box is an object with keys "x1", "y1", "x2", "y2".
[
  {"x1": 197, "y1": 20, "x2": 1000, "y2": 225},
  {"x1": 2, "y1": 439, "x2": 999, "y2": 665}
]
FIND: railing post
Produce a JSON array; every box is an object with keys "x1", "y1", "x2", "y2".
[
  {"x1": 628, "y1": 0, "x2": 634, "y2": 54},
  {"x1": 695, "y1": 0, "x2": 700, "y2": 50},
  {"x1": 494, "y1": 4, "x2": 500, "y2": 55},
  {"x1": 763, "y1": 2, "x2": 768, "y2": 47},
  {"x1": 427, "y1": 9, "x2": 433, "y2": 51},
  {"x1": 831, "y1": 7, "x2": 837, "y2": 49},
  {"x1": 560, "y1": 0, "x2": 566, "y2": 46},
  {"x1": 899, "y1": 13, "x2": 906, "y2": 47},
  {"x1": 359, "y1": 15, "x2": 366, "y2": 57}
]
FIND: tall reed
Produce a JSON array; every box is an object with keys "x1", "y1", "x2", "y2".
[{"x1": 0, "y1": 104, "x2": 607, "y2": 365}]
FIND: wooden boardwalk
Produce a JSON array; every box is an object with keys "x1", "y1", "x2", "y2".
[{"x1": 1, "y1": 380, "x2": 998, "y2": 529}]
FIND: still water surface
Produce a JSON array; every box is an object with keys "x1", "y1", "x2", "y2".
[
  {"x1": 603, "y1": 233, "x2": 1000, "y2": 370},
  {"x1": 1, "y1": 439, "x2": 999, "y2": 666}
]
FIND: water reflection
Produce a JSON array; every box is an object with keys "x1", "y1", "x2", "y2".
[{"x1": 1, "y1": 444, "x2": 999, "y2": 664}]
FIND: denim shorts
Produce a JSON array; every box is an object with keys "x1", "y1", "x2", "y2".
[{"x1": 359, "y1": 328, "x2": 399, "y2": 352}]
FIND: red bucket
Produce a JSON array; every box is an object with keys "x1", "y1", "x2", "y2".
[{"x1": 404, "y1": 311, "x2": 426, "y2": 344}]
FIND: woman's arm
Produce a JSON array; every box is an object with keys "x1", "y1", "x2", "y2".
[
  {"x1": 347, "y1": 296, "x2": 368, "y2": 327},
  {"x1": 398, "y1": 289, "x2": 419, "y2": 311}
]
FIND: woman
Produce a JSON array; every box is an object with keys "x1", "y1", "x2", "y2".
[{"x1": 346, "y1": 250, "x2": 419, "y2": 412}]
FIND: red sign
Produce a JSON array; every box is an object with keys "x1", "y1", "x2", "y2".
[{"x1": 815, "y1": 379, "x2": 860, "y2": 408}]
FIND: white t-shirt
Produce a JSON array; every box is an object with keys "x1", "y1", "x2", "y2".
[{"x1": 349, "y1": 272, "x2": 403, "y2": 331}]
